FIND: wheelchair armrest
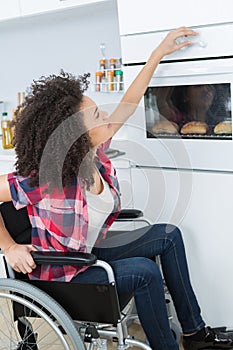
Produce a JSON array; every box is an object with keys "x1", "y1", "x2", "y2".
[
  {"x1": 116, "y1": 209, "x2": 143, "y2": 219},
  {"x1": 31, "y1": 251, "x2": 97, "y2": 266}
]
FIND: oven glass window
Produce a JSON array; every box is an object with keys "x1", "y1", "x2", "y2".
[{"x1": 144, "y1": 83, "x2": 232, "y2": 139}]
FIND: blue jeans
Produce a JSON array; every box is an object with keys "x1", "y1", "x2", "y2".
[{"x1": 71, "y1": 224, "x2": 205, "y2": 350}]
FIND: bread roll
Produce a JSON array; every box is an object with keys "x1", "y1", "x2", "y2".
[
  {"x1": 214, "y1": 121, "x2": 232, "y2": 135},
  {"x1": 181, "y1": 121, "x2": 208, "y2": 135},
  {"x1": 152, "y1": 121, "x2": 179, "y2": 134}
]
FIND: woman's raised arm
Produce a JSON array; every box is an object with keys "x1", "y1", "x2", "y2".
[{"x1": 109, "y1": 27, "x2": 197, "y2": 134}]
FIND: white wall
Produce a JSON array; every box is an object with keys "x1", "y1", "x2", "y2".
[{"x1": 0, "y1": 0, "x2": 122, "y2": 117}]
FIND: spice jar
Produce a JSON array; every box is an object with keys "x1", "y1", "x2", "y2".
[
  {"x1": 107, "y1": 71, "x2": 114, "y2": 91},
  {"x1": 101, "y1": 76, "x2": 107, "y2": 92},
  {"x1": 95, "y1": 71, "x2": 103, "y2": 92},
  {"x1": 109, "y1": 58, "x2": 117, "y2": 74},
  {"x1": 99, "y1": 59, "x2": 106, "y2": 76},
  {"x1": 1, "y1": 112, "x2": 14, "y2": 149},
  {"x1": 115, "y1": 70, "x2": 124, "y2": 91}
]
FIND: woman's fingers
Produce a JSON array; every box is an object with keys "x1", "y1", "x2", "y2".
[
  {"x1": 27, "y1": 244, "x2": 38, "y2": 268},
  {"x1": 157, "y1": 26, "x2": 198, "y2": 56},
  {"x1": 5, "y1": 243, "x2": 37, "y2": 274},
  {"x1": 173, "y1": 27, "x2": 198, "y2": 48},
  {"x1": 175, "y1": 26, "x2": 198, "y2": 37}
]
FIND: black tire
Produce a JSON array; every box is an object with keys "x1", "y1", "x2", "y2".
[{"x1": 0, "y1": 278, "x2": 86, "y2": 350}]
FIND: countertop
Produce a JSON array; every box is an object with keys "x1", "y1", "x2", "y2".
[
  {"x1": 0, "y1": 138, "x2": 129, "y2": 166},
  {"x1": 0, "y1": 141, "x2": 16, "y2": 161}
]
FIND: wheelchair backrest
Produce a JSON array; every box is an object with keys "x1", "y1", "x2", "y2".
[{"x1": 0, "y1": 202, "x2": 31, "y2": 244}]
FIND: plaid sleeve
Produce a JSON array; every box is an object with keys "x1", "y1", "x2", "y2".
[{"x1": 7, "y1": 172, "x2": 45, "y2": 209}]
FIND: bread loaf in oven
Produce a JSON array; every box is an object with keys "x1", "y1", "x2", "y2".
[
  {"x1": 214, "y1": 121, "x2": 232, "y2": 135},
  {"x1": 152, "y1": 121, "x2": 179, "y2": 134},
  {"x1": 181, "y1": 121, "x2": 208, "y2": 135}
]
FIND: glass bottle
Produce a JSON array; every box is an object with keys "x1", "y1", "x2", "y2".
[
  {"x1": 107, "y1": 71, "x2": 114, "y2": 91},
  {"x1": 99, "y1": 59, "x2": 106, "y2": 77},
  {"x1": 115, "y1": 70, "x2": 124, "y2": 91},
  {"x1": 100, "y1": 76, "x2": 107, "y2": 92},
  {"x1": 95, "y1": 72, "x2": 103, "y2": 92},
  {"x1": 1, "y1": 112, "x2": 14, "y2": 149},
  {"x1": 109, "y1": 58, "x2": 117, "y2": 74}
]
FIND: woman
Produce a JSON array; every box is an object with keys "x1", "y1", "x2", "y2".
[
  {"x1": 0, "y1": 27, "x2": 232, "y2": 350},
  {"x1": 155, "y1": 83, "x2": 229, "y2": 125}
]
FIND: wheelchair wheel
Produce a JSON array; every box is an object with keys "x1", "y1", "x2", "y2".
[{"x1": 0, "y1": 278, "x2": 86, "y2": 350}]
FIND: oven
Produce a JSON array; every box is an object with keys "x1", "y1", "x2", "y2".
[
  {"x1": 112, "y1": 22, "x2": 233, "y2": 327},
  {"x1": 120, "y1": 23, "x2": 233, "y2": 172}
]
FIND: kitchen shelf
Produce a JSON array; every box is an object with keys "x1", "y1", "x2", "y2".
[{"x1": 94, "y1": 82, "x2": 124, "y2": 93}]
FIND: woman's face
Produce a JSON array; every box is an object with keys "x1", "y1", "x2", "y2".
[
  {"x1": 79, "y1": 96, "x2": 114, "y2": 147},
  {"x1": 186, "y1": 84, "x2": 215, "y2": 111}
]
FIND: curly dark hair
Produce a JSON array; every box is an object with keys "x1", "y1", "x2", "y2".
[{"x1": 13, "y1": 71, "x2": 96, "y2": 193}]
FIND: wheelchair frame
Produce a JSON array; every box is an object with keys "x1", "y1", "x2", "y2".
[
  {"x1": 0, "y1": 204, "x2": 153, "y2": 350},
  {"x1": 0, "y1": 204, "x2": 180, "y2": 350}
]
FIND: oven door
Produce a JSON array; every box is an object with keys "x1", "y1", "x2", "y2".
[{"x1": 122, "y1": 58, "x2": 233, "y2": 172}]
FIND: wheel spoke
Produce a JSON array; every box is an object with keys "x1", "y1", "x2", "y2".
[{"x1": 0, "y1": 279, "x2": 85, "y2": 350}]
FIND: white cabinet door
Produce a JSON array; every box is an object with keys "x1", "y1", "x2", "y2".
[
  {"x1": 117, "y1": 0, "x2": 233, "y2": 35},
  {"x1": 131, "y1": 167, "x2": 189, "y2": 224},
  {"x1": 0, "y1": 0, "x2": 21, "y2": 21},
  {"x1": 131, "y1": 167, "x2": 233, "y2": 326},
  {"x1": 20, "y1": 0, "x2": 107, "y2": 16}
]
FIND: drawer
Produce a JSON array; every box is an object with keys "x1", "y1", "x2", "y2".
[{"x1": 121, "y1": 23, "x2": 233, "y2": 64}]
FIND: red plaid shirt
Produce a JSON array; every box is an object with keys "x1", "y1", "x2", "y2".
[{"x1": 8, "y1": 140, "x2": 121, "y2": 281}]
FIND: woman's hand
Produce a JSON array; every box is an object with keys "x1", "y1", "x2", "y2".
[
  {"x1": 155, "y1": 26, "x2": 198, "y2": 58},
  {"x1": 108, "y1": 26, "x2": 198, "y2": 133},
  {"x1": 4, "y1": 243, "x2": 38, "y2": 274}
]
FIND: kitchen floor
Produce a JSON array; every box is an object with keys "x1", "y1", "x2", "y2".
[
  {"x1": 0, "y1": 294, "x2": 184, "y2": 349},
  {"x1": 106, "y1": 321, "x2": 184, "y2": 349}
]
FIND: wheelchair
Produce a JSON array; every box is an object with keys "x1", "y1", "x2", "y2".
[{"x1": 0, "y1": 201, "x2": 180, "y2": 350}]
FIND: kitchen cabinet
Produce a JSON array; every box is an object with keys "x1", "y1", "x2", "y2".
[
  {"x1": 131, "y1": 166, "x2": 233, "y2": 327},
  {"x1": 117, "y1": 0, "x2": 233, "y2": 35},
  {"x1": 20, "y1": 0, "x2": 108, "y2": 17},
  {"x1": 0, "y1": 1, "x2": 21, "y2": 22}
]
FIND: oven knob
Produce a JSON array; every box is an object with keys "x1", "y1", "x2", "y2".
[
  {"x1": 175, "y1": 36, "x2": 189, "y2": 50},
  {"x1": 198, "y1": 40, "x2": 207, "y2": 48}
]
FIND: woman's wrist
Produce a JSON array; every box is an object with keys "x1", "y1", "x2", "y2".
[
  {"x1": 150, "y1": 47, "x2": 165, "y2": 63},
  {"x1": 2, "y1": 242, "x2": 17, "y2": 254}
]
